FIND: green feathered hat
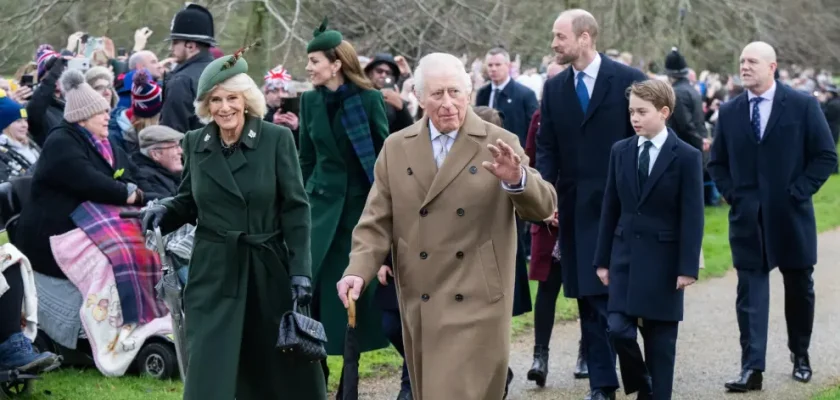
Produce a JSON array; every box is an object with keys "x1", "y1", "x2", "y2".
[
  {"x1": 306, "y1": 17, "x2": 343, "y2": 53},
  {"x1": 196, "y1": 42, "x2": 258, "y2": 101}
]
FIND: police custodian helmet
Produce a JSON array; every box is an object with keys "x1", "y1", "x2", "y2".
[{"x1": 168, "y1": 3, "x2": 216, "y2": 46}]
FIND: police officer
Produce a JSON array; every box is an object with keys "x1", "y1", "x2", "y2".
[{"x1": 160, "y1": 3, "x2": 216, "y2": 133}]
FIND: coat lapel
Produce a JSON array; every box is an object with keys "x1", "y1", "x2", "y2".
[
  {"x1": 623, "y1": 136, "x2": 641, "y2": 202},
  {"x1": 229, "y1": 117, "x2": 263, "y2": 174},
  {"x1": 422, "y1": 110, "x2": 485, "y2": 207},
  {"x1": 638, "y1": 132, "x2": 677, "y2": 205},
  {"x1": 761, "y1": 82, "x2": 787, "y2": 141},
  {"x1": 582, "y1": 55, "x2": 614, "y2": 126},
  {"x1": 195, "y1": 122, "x2": 246, "y2": 204},
  {"x1": 734, "y1": 93, "x2": 756, "y2": 143},
  {"x1": 402, "y1": 119, "x2": 436, "y2": 196}
]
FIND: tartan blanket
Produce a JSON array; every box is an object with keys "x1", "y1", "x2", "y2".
[{"x1": 70, "y1": 202, "x2": 167, "y2": 324}]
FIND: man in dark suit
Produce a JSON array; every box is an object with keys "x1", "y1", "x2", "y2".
[
  {"x1": 475, "y1": 47, "x2": 539, "y2": 145},
  {"x1": 594, "y1": 80, "x2": 704, "y2": 400},
  {"x1": 535, "y1": 8, "x2": 647, "y2": 400},
  {"x1": 708, "y1": 41, "x2": 838, "y2": 393},
  {"x1": 663, "y1": 48, "x2": 709, "y2": 153}
]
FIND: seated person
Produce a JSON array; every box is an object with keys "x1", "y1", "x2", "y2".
[
  {"x1": 15, "y1": 69, "x2": 144, "y2": 346},
  {"x1": 0, "y1": 262, "x2": 60, "y2": 372},
  {"x1": 0, "y1": 89, "x2": 40, "y2": 182},
  {"x1": 132, "y1": 125, "x2": 184, "y2": 201}
]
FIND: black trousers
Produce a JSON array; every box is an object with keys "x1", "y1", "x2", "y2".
[
  {"x1": 579, "y1": 294, "x2": 619, "y2": 391},
  {"x1": 736, "y1": 267, "x2": 815, "y2": 371},
  {"x1": 608, "y1": 313, "x2": 679, "y2": 399},
  {"x1": 0, "y1": 263, "x2": 23, "y2": 344},
  {"x1": 533, "y1": 260, "x2": 584, "y2": 347}
]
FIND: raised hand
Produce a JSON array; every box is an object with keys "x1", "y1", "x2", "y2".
[{"x1": 482, "y1": 139, "x2": 523, "y2": 186}]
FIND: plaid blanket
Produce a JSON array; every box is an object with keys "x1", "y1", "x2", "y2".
[
  {"x1": 322, "y1": 84, "x2": 377, "y2": 183},
  {"x1": 70, "y1": 202, "x2": 167, "y2": 324}
]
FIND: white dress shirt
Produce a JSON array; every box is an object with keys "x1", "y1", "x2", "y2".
[
  {"x1": 488, "y1": 76, "x2": 511, "y2": 107},
  {"x1": 571, "y1": 53, "x2": 602, "y2": 98},
  {"x1": 429, "y1": 121, "x2": 525, "y2": 191},
  {"x1": 638, "y1": 128, "x2": 669, "y2": 174},
  {"x1": 747, "y1": 82, "x2": 776, "y2": 138}
]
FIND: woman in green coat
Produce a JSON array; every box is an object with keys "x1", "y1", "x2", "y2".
[
  {"x1": 140, "y1": 52, "x2": 326, "y2": 399},
  {"x1": 299, "y1": 20, "x2": 390, "y2": 388}
]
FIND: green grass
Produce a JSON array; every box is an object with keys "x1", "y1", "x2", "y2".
[
  {"x1": 14, "y1": 150, "x2": 840, "y2": 398},
  {"x1": 813, "y1": 382, "x2": 840, "y2": 400}
]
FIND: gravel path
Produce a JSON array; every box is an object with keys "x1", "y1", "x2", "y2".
[{"x1": 356, "y1": 228, "x2": 840, "y2": 400}]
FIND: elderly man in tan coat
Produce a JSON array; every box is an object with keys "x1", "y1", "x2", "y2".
[{"x1": 337, "y1": 53, "x2": 557, "y2": 400}]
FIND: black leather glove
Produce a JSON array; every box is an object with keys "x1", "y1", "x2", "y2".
[
  {"x1": 290, "y1": 275, "x2": 312, "y2": 307},
  {"x1": 140, "y1": 204, "x2": 167, "y2": 232}
]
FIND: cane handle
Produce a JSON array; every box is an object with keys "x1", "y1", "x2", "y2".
[{"x1": 347, "y1": 288, "x2": 357, "y2": 328}]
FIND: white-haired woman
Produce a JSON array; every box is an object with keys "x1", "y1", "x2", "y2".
[{"x1": 139, "y1": 52, "x2": 325, "y2": 400}]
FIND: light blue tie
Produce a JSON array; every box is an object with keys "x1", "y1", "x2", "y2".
[{"x1": 576, "y1": 72, "x2": 590, "y2": 113}]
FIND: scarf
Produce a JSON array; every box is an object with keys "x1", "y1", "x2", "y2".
[
  {"x1": 321, "y1": 84, "x2": 376, "y2": 183},
  {"x1": 76, "y1": 124, "x2": 114, "y2": 168}
]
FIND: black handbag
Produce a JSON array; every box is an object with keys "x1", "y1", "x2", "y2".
[{"x1": 276, "y1": 300, "x2": 328, "y2": 362}]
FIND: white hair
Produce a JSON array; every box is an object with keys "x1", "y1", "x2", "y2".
[
  {"x1": 128, "y1": 51, "x2": 153, "y2": 70},
  {"x1": 413, "y1": 53, "x2": 473, "y2": 98},
  {"x1": 194, "y1": 73, "x2": 267, "y2": 125}
]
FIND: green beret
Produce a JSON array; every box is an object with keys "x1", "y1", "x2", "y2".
[
  {"x1": 306, "y1": 17, "x2": 343, "y2": 53},
  {"x1": 196, "y1": 54, "x2": 249, "y2": 101}
]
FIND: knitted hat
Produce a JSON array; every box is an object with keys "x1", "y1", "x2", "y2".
[
  {"x1": 35, "y1": 44, "x2": 58, "y2": 82},
  {"x1": 664, "y1": 47, "x2": 688, "y2": 77},
  {"x1": 59, "y1": 69, "x2": 111, "y2": 123},
  {"x1": 0, "y1": 89, "x2": 27, "y2": 132},
  {"x1": 196, "y1": 47, "x2": 250, "y2": 101},
  {"x1": 131, "y1": 69, "x2": 163, "y2": 118},
  {"x1": 306, "y1": 17, "x2": 343, "y2": 53},
  {"x1": 264, "y1": 65, "x2": 292, "y2": 90},
  {"x1": 85, "y1": 66, "x2": 114, "y2": 88},
  {"x1": 138, "y1": 125, "x2": 184, "y2": 150}
]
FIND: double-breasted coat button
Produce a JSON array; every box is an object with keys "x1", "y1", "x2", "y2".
[
  {"x1": 456, "y1": 251, "x2": 464, "y2": 259},
  {"x1": 407, "y1": 167, "x2": 413, "y2": 175},
  {"x1": 420, "y1": 251, "x2": 428, "y2": 259},
  {"x1": 421, "y1": 294, "x2": 430, "y2": 301},
  {"x1": 455, "y1": 294, "x2": 464, "y2": 301},
  {"x1": 456, "y1": 208, "x2": 465, "y2": 216},
  {"x1": 317, "y1": 189, "x2": 325, "y2": 195},
  {"x1": 469, "y1": 166, "x2": 478, "y2": 174},
  {"x1": 420, "y1": 208, "x2": 428, "y2": 217}
]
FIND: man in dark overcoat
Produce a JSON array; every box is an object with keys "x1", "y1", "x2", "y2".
[
  {"x1": 535, "y1": 9, "x2": 646, "y2": 400},
  {"x1": 708, "y1": 41, "x2": 838, "y2": 393}
]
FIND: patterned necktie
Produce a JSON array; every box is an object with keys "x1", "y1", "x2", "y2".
[
  {"x1": 435, "y1": 134, "x2": 451, "y2": 169},
  {"x1": 576, "y1": 72, "x2": 589, "y2": 113},
  {"x1": 491, "y1": 88, "x2": 500, "y2": 109},
  {"x1": 638, "y1": 141, "x2": 653, "y2": 189},
  {"x1": 750, "y1": 97, "x2": 764, "y2": 141}
]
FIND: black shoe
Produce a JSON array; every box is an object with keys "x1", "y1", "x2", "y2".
[
  {"x1": 792, "y1": 354, "x2": 812, "y2": 383},
  {"x1": 396, "y1": 387, "x2": 413, "y2": 400},
  {"x1": 503, "y1": 367, "x2": 513, "y2": 399},
  {"x1": 527, "y1": 345, "x2": 549, "y2": 387},
  {"x1": 724, "y1": 369, "x2": 763, "y2": 392},
  {"x1": 635, "y1": 375, "x2": 653, "y2": 399},
  {"x1": 587, "y1": 389, "x2": 616, "y2": 400},
  {"x1": 574, "y1": 340, "x2": 589, "y2": 379}
]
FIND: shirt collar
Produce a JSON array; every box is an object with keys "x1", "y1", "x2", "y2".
[
  {"x1": 748, "y1": 81, "x2": 777, "y2": 103},
  {"x1": 429, "y1": 120, "x2": 458, "y2": 141},
  {"x1": 572, "y1": 53, "x2": 602, "y2": 80},
  {"x1": 491, "y1": 76, "x2": 511, "y2": 92},
  {"x1": 638, "y1": 127, "x2": 668, "y2": 149}
]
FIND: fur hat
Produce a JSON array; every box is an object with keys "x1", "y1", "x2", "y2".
[{"x1": 60, "y1": 69, "x2": 111, "y2": 123}]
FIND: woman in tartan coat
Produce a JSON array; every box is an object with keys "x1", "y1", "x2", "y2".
[{"x1": 299, "y1": 20, "x2": 390, "y2": 390}]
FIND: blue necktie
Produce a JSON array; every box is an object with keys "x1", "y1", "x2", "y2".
[
  {"x1": 750, "y1": 97, "x2": 764, "y2": 141},
  {"x1": 576, "y1": 72, "x2": 589, "y2": 113},
  {"x1": 638, "y1": 141, "x2": 653, "y2": 190}
]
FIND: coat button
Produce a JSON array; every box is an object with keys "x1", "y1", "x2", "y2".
[
  {"x1": 635, "y1": 234, "x2": 641, "y2": 239},
  {"x1": 456, "y1": 251, "x2": 464, "y2": 259},
  {"x1": 420, "y1": 208, "x2": 428, "y2": 217},
  {"x1": 456, "y1": 208, "x2": 465, "y2": 216},
  {"x1": 407, "y1": 167, "x2": 413, "y2": 175},
  {"x1": 455, "y1": 294, "x2": 464, "y2": 302},
  {"x1": 421, "y1": 294, "x2": 430, "y2": 301},
  {"x1": 317, "y1": 189, "x2": 325, "y2": 195},
  {"x1": 420, "y1": 251, "x2": 428, "y2": 259},
  {"x1": 469, "y1": 166, "x2": 478, "y2": 174}
]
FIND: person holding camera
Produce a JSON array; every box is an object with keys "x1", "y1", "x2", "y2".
[
  {"x1": 364, "y1": 53, "x2": 415, "y2": 133},
  {"x1": 263, "y1": 65, "x2": 300, "y2": 147},
  {"x1": 26, "y1": 45, "x2": 66, "y2": 147}
]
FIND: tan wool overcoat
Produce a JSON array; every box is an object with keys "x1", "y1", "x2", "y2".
[{"x1": 344, "y1": 108, "x2": 557, "y2": 400}]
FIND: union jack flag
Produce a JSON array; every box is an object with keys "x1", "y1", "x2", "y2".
[{"x1": 264, "y1": 65, "x2": 292, "y2": 83}]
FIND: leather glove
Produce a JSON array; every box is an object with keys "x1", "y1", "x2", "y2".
[
  {"x1": 290, "y1": 275, "x2": 312, "y2": 307},
  {"x1": 140, "y1": 204, "x2": 167, "y2": 232}
]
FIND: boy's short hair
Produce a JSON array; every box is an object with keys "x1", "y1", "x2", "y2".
[
  {"x1": 473, "y1": 106, "x2": 504, "y2": 127},
  {"x1": 626, "y1": 80, "x2": 676, "y2": 113}
]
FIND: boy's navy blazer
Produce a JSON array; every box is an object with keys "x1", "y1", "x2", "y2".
[{"x1": 593, "y1": 129, "x2": 705, "y2": 321}]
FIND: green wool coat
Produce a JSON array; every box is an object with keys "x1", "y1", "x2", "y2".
[
  {"x1": 160, "y1": 116, "x2": 326, "y2": 400},
  {"x1": 299, "y1": 85, "x2": 391, "y2": 355}
]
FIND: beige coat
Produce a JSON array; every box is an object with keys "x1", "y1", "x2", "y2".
[{"x1": 344, "y1": 109, "x2": 557, "y2": 400}]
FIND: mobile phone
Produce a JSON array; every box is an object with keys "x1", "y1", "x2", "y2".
[
  {"x1": 280, "y1": 96, "x2": 300, "y2": 116},
  {"x1": 118, "y1": 47, "x2": 127, "y2": 57},
  {"x1": 67, "y1": 57, "x2": 91, "y2": 72},
  {"x1": 19, "y1": 75, "x2": 34, "y2": 88},
  {"x1": 382, "y1": 77, "x2": 397, "y2": 90}
]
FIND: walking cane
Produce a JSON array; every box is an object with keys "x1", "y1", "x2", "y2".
[{"x1": 341, "y1": 289, "x2": 359, "y2": 400}]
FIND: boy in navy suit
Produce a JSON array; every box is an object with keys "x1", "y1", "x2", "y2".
[{"x1": 593, "y1": 80, "x2": 704, "y2": 399}]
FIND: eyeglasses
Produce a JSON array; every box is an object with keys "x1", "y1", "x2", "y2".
[
  {"x1": 149, "y1": 144, "x2": 181, "y2": 152},
  {"x1": 94, "y1": 85, "x2": 113, "y2": 92}
]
